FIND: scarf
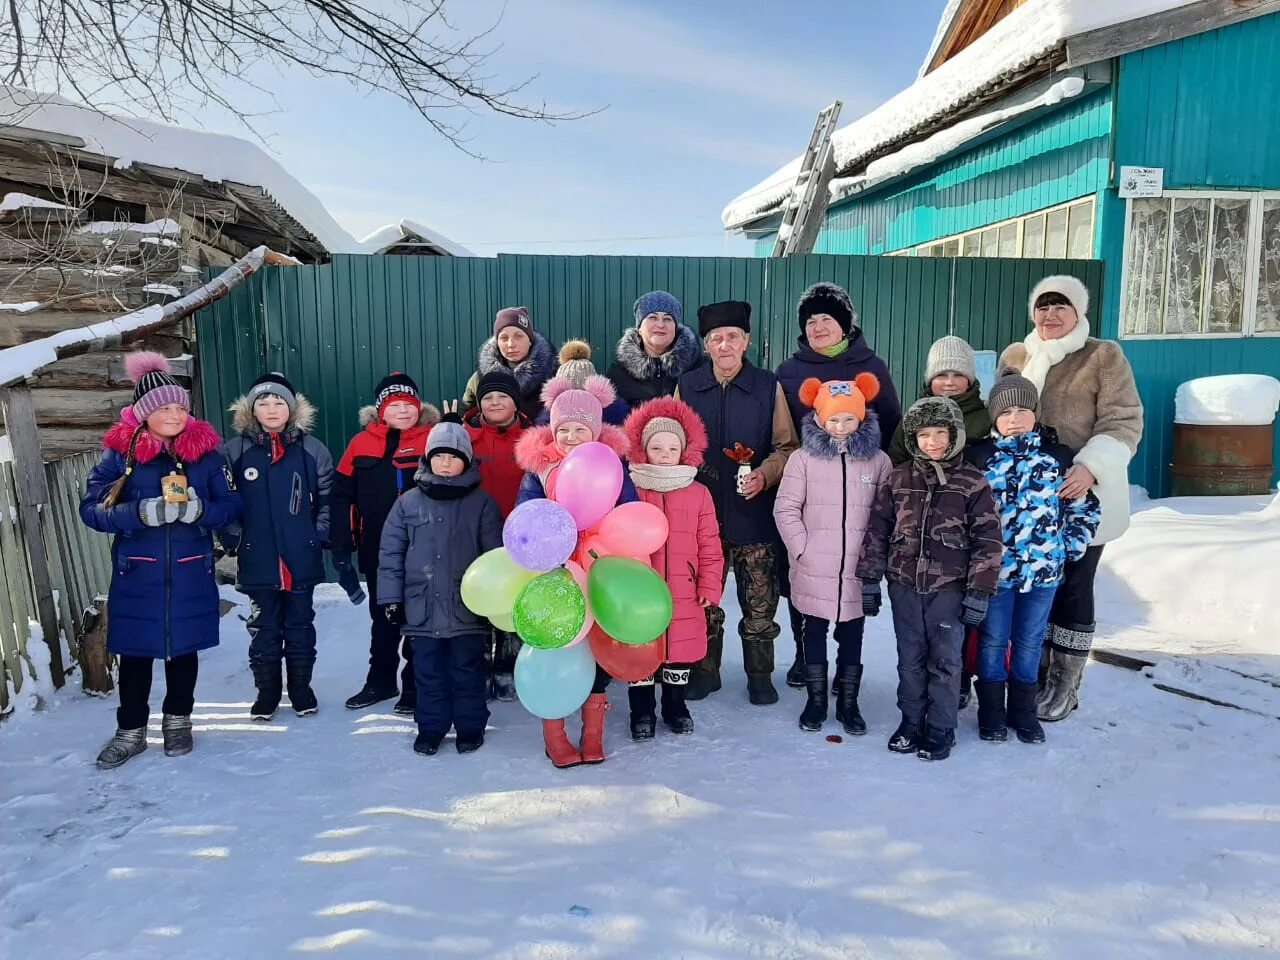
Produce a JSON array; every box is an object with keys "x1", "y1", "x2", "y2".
[
  {"x1": 1018, "y1": 318, "x2": 1091, "y2": 392},
  {"x1": 817, "y1": 339, "x2": 850, "y2": 358},
  {"x1": 629, "y1": 462, "x2": 698, "y2": 493}
]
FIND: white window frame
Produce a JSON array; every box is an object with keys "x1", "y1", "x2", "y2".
[
  {"x1": 1120, "y1": 189, "x2": 1280, "y2": 340},
  {"x1": 892, "y1": 197, "x2": 1096, "y2": 261}
]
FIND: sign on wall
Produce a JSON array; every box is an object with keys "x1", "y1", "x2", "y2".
[{"x1": 1119, "y1": 166, "x2": 1164, "y2": 199}]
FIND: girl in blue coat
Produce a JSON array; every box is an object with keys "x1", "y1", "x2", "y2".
[
  {"x1": 221, "y1": 373, "x2": 333, "y2": 721},
  {"x1": 80, "y1": 352, "x2": 241, "y2": 769}
]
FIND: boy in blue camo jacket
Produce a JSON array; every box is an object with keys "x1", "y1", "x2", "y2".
[{"x1": 964, "y1": 370, "x2": 1100, "y2": 746}]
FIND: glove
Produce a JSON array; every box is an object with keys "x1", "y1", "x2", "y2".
[
  {"x1": 330, "y1": 552, "x2": 355, "y2": 575},
  {"x1": 960, "y1": 592, "x2": 989, "y2": 627},
  {"x1": 175, "y1": 490, "x2": 203, "y2": 524},
  {"x1": 383, "y1": 603, "x2": 404, "y2": 625},
  {"x1": 861, "y1": 582, "x2": 882, "y2": 618},
  {"x1": 138, "y1": 497, "x2": 167, "y2": 527},
  {"x1": 336, "y1": 563, "x2": 367, "y2": 606}
]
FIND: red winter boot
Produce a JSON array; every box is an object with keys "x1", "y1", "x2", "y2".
[
  {"x1": 542, "y1": 719, "x2": 582, "y2": 769},
  {"x1": 579, "y1": 693, "x2": 609, "y2": 764}
]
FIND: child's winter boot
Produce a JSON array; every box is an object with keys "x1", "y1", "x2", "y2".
[
  {"x1": 455, "y1": 731, "x2": 485, "y2": 754},
  {"x1": 250, "y1": 663, "x2": 282, "y2": 721},
  {"x1": 798, "y1": 663, "x2": 828, "y2": 731},
  {"x1": 414, "y1": 731, "x2": 444, "y2": 756},
  {"x1": 975, "y1": 680, "x2": 1008, "y2": 742},
  {"x1": 579, "y1": 693, "x2": 609, "y2": 764},
  {"x1": 1007, "y1": 680, "x2": 1046, "y2": 743},
  {"x1": 162, "y1": 714, "x2": 193, "y2": 757},
  {"x1": 916, "y1": 725, "x2": 955, "y2": 762},
  {"x1": 785, "y1": 635, "x2": 805, "y2": 689},
  {"x1": 286, "y1": 662, "x2": 318, "y2": 716},
  {"x1": 96, "y1": 727, "x2": 147, "y2": 769},
  {"x1": 660, "y1": 667, "x2": 693, "y2": 734},
  {"x1": 393, "y1": 689, "x2": 416, "y2": 717},
  {"x1": 887, "y1": 714, "x2": 925, "y2": 754},
  {"x1": 628, "y1": 682, "x2": 656, "y2": 741},
  {"x1": 542, "y1": 719, "x2": 582, "y2": 768},
  {"x1": 833, "y1": 664, "x2": 867, "y2": 736},
  {"x1": 345, "y1": 680, "x2": 398, "y2": 711}
]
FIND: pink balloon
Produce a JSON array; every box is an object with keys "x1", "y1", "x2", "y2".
[
  {"x1": 554, "y1": 442, "x2": 623, "y2": 530},
  {"x1": 597, "y1": 502, "x2": 669, "y2": 559},
  {"x1": 563, "y1": 560, "x2": 595, "y2": 647}
]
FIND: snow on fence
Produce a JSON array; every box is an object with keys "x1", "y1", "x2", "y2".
[{"x1": 0, "y1": 449, "x2": 111, "y2": 714}]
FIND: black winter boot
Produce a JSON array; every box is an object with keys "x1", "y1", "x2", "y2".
[
  {"x1": 888, "y1": 714, "x2": 925, "y2": 754},
  {"x1": 959, "y1": 672, "x2": 972, "y2": 710},
  {"x1": 96, "y1": 727, "x2": 147, "y2": 769},
  {"x1": 1008, "y1": 680, "x2": 1046, "y2": 744},
  {"x1": 916, "y1": 726, "x2": 955, "y2": 762},
  {"x1": 975, "y1": 680, "x2": 1008, "y2": 742},
  {"x1": 785, "y1": 636, "x2": 805, "y2": 689},
  {"x1": 250, "y1": 663, "x2": 283, "y2": 721},
  {"x1": 393, "y1": 690, "x2": 416, "y2": 717},
  {"x1": 660, "y1": 669, "x2": 693, "y2": 734},
  {"x1": 286, "y1": 662, "x2": 318, "y2": 717},
  {"x1": 834, "y1": 664, "x2": 867, "y2": 736},
  {"x1": 629, "y1": 683, "x2": 657, "y2": 741},
  {"x1": 162, "y1": 714, "x2": 193, "y2": 757},
  {"x1": 414, "y1": 731, "x2": 444, "y2": 756},
  {"x1": 746, "y1": 674, "x2": 779, "y2": 706},
  {"x1": 345, "y1": 681, "x2": 397, "y2": 711},
  {"x1": 455, "y1": 731, "x2": 485, "y2": 753},
  {"x1": 798, "y1": 664, "x2": 828, "y2": 731}
]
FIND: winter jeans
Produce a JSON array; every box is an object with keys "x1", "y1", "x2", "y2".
[
  {"x1": 412, "y1": 632, "x2": 489, "y2": 737},
  {"x1": 117, "y1": 653, "x2": 198, "y2": 729},
  {"x1": 888, "y1": 582, "x2": 964, "y2": 732},
  {"x1": 1049, "y1": 545, "x2": 1105, "y2": 652},
  {"x1": 801, "y1": 615, "x2": 865, "y2": 667},
  {"x1": 366, "y1": 572, "x2": 415, "y2": 695},
  {"x1": 246, "y1": 587, "x2": 317, "y2": 670},
  {"x1": 696, "y1": 541, "x2": 781, "y2": 682},
  {"x1": 978, "y1": 585, "x2": 1058, "y2": 684}
]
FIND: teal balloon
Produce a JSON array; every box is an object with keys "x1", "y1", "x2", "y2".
[
  {"x1": 513, "y1": 568, "x2": 586, "y2": 650},
  {"x1": 514, "y1": 643, "x2": 595, "y2": 719},
  {"x1": 587, "y1": 555, "x2": 673, "y2": 646}
]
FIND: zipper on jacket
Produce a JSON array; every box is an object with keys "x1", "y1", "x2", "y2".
[
  {"x1": 837, "y1": 452, "x2": 848, "y2": 615},
  {"x1": 918, "y1": 481, "x2": 935, "y2": 594},
  {"x1": 718, "y1": 384, "x2": 730, "y2": 525},
  {"x1": 164, "y1": 501, "x2": 173, "y2": 661}
]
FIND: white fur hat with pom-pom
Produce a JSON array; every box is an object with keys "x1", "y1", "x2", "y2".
[{"x1": 125, "y1": 351, "x2": 189, "y2": 419}]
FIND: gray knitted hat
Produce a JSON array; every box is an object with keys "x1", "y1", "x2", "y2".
[
  {"x1": 924, "y1": 336, "x2": 976, "y2": 384},
  {"x1": 987, "y1": 369, "x2": 1039, "y2": 424},
  {"x1": 426, "y1": 417, "x2": 473, "y2": 467}
]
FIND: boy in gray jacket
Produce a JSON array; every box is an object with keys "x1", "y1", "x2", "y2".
[{"x1": 377, "y1": 414, "x2": 503, "y2": 755}]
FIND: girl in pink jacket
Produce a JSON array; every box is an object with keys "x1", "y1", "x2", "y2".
[
  {"x1": 774, "y1": 374, "x2": 893, "y2": 736},
  {"x1": 622, "y1": 397, "x2": 724, "y2": 739}
]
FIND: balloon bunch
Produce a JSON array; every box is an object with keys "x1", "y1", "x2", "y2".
[{"x1": 460, "y1": 441, "x2": 673, "y2": 719}]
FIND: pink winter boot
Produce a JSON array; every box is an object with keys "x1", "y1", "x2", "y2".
[{"x1": 579, "y1": 693, "x2": 609, "y2": 764}]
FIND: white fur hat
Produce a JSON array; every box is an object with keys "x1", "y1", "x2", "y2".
[{"x1": 1028, "y1": 275, "x2": 1089, "y2": 321}]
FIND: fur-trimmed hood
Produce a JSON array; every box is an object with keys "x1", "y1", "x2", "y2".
[
  {"x1": 902, "y1": 396, "x2": 966, "y2": 462},
  {"x1": 230, "y1": 392, "x2": 318, "y2": 435},
  {"x1": 513, "y1": 422, "x2": 631, "y2": 476},
  {"x1": 477, "y1": 330, "x2": 558, "y2": 398},
  {"x1": 800, "y1": 409, "x2": 881, "y2": 460},
  {"x1": 612, "y1": 324, "x2": 703, "y2": 382},
  {"x1": 622, "y1": 396, "x2": 709, "y2": 467},
  {"x1": 357, "y1": 402, "x2": 441, "y2": 428},
  {"x1": 103, "y1": 405, "x2": 222, "y2": 463}
]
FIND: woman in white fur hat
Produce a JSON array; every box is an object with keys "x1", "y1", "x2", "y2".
[{"x1": 1000, "y1": 275, "x2": 1143, "y2": 723}]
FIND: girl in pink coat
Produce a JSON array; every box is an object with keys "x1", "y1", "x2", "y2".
[
  {"x1": 622, "y1": 397, "x2": 724, "y2": 739},
  {"x1": 774, "y1": 374, "x2": 893, "y2": 736}
]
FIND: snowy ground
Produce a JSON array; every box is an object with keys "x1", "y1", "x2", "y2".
[{"x1": 3, "y1": 496, "x2": 1279, "y2": 959}]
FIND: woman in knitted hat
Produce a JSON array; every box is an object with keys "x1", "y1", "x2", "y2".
[
  {"x1": 887, "y1": 335, "x2": 993, "y2": 466},
  {"x1": 513, "y1": 373, "x2": 638, "y2": 768},
  {"x1": 621, "y1": 397, "x2": 724, "y2": 739},
  {"x1": 461, "y1": 307, "x2": 558, "y2": 420},
  {"x1": 607, "y1": 290, "x2": 703, "y2": 409},
  {"x1": 999, "y1": 275, "x2": 1143, "y2": 722},
  {"x1": 775, "y1": 282, "x2": 902, "y2": 690},
  {"x1": 80, "y1": 351, "x2": 242, "y2": 769},
  {"x1": 774, "y1": 374, "x2": 893, "y2": 736}
]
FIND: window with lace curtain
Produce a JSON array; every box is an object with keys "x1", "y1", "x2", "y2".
[{"x1": 1121, "y1": 191, "x2": 1280, "y2": 337}]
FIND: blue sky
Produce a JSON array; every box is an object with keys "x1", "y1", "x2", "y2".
[{"x1": 199, "y1": 0, "x2": 949, "y2": 256}]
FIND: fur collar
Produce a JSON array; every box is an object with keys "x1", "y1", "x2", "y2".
[
  {"x1": 358, "y1": 402, "x2": 441, "y2": 428},
  {"x1": 103, "y1": 406, "x2": 222, "y2": 463},
  {"x1": 621, "y1": 395, "x2": 708, "y2": 467},
  {"x1": 230, "y1": 392, "x2": 318, "y2": 435},
  {"x1": 613, "y1": 324, "x2": 703, "y2": 382},
  {"x1": 800, "y1": 410, "x2": 881, "y2": 460},
  {"x1": 476, "y1": 331, "x2": 558, "y2": 397},
  {"x1": 514, "y1": 423, "x2": 630, "y2": 475}
]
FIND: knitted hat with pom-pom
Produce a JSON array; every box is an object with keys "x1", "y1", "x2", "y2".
[
  {"x1": 799, "y1": 373, "x2": 880, "y2": 425},
  {"x1": 126, "y1": 352, "x2": 189, "y2": 420},
  {"x1": 543, "y1": 374, "x2": 617, "y2": 442},
  {"x1": 554, "y1": 340, "x2": 596, "y2": 388}
]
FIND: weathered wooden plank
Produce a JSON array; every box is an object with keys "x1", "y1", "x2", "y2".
[
  {"x1": 0, "y1": 463, "x2": 33, "y2": 704},
  {"x1": 30, "y1": 351, "x2": 193, "y2": 389},
  {"x1": 1066, "y1": 0, "x2": 1280, "y2": 67},
  {"x1": 0, "y1": 234, "x2": 145, "y2": 263},
  {"x1": 1089, "y1": 649, "x2": 1157, "y2": 671},
  {"x1": 31, "y1": 388, "x2": 136, "y2": 425}
]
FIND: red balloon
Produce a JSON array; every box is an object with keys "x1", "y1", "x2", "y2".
[{"x1": 587, "y1": 624, "x2": 663, "y2": 683}]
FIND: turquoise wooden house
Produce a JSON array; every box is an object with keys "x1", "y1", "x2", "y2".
[{"x1": 723, "y1": 0, "x2": 1280, "y2": 496}]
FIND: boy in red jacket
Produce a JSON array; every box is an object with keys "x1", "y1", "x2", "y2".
[
  {"x1": 330, "y1": 373, "x2": 440, "y2": 714},
  {"x1": 461, "y1": 367, "x2": 529, "y2": 700},
  {"x1": 622, "y1": 397, "x2": 724, "y2": 739}
]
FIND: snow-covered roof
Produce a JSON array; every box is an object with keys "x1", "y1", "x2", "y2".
[
  {"x1": 0, "y1": 191, "x2": 75, "y2": 213},
  {"x1": 357, "y1": 219, "x2": 474, "y2": 258},
  {"x1": 722, "y1": 0, "x2": 1200, "y2": 231}
]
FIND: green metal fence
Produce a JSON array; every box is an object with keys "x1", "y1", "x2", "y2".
[{"x1": 197, "y1": 254, "x2": 1103, "y2": 461}]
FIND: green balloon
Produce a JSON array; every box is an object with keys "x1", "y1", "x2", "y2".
[
  {"x1": 513, "y1": 568, "x2": 586, "y2": 650},
  {"x1": 588, "y1": 556, "x2": 673, "y2": 646}
]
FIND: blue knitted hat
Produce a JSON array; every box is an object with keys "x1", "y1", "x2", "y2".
[{"x1": 633, "y1": 290, "x2": 683, "y2": 327}]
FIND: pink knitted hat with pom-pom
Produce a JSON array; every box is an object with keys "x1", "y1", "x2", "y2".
[
  {"x1": 125, "y1": 351, "x2": 189, "y2": 420},
  {"x1": 542, "y1": 374, "x2": 615, "y2": 441}
]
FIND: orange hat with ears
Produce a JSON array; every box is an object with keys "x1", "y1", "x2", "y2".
[{"x1": 798, "y1": 373, "x2": 881, "y2": 424}]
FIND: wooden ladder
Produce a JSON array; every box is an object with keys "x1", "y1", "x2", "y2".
[{"x1": 771, "y1": 100, "x2": 843, "y2": 258}]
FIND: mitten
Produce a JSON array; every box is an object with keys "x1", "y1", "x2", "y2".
[
  {"x1": 138, "y1": 497, "x2": 167, "y2": 527},
  {"x1": 960, "y1": 592, "x2": 989, "y2": 627},
  {"x1": 175, "y1": 490, "x2": 203, "y2": 524},
  {"x1": 861, "y1": 581, "x2": 882, "y2": 618}
]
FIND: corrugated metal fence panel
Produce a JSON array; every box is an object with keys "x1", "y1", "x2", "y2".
[{"x1": 197, "y1": 254, "x2": 1103, "y2": 467}]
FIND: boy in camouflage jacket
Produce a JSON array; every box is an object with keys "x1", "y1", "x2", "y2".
[{"x1": 857, "y1": 396, "x2": 1002, "y2": 762}]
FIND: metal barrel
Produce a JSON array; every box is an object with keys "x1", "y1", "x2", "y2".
[{"x1": 1169, "y1": 423, "x2": 1275, "y2": 496}]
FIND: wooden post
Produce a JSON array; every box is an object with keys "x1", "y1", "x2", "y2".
[
  {"x1": 0, "y1": 385, "x2": 67, "y2": 688},
  {"x1": 79, "y1": 597, "x2": 114, "y2": 694}
]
